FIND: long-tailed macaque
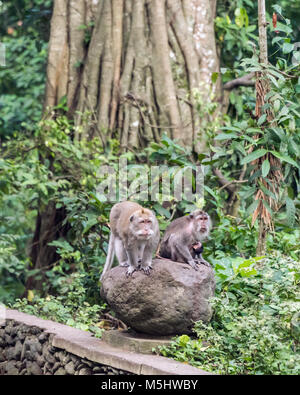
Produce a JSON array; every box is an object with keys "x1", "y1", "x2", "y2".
[
  {"x1": 100, "y1": 201, "x2": 160, "y2": 280},
  {"x1": 159, "y1": 210, "x2": 212, "y2": 270}
]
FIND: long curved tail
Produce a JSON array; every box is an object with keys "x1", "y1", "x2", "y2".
[{"x1": 100, "y1": 233, "x2": 115, "y2": 281}]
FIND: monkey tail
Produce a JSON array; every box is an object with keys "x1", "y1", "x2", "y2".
[
  {"x1": 154, "y1": 241, "x2": 161, "y2": 257},
  {"x1": 100, "y1": 233, "x2": 115, "y2": 281}
]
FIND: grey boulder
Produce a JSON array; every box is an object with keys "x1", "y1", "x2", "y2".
[{"x1": 100, "y1": 258, "x2": 215, "y2": 335}]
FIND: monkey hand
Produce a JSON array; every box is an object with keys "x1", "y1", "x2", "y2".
[
  {"x1": 196, "y1": 258, "x2": 211, "y2": 268},
  {"x1": 188, "y1": 260, "x2": 199, "y2": 271},
  {"x1": 140, "y1": 264, "x2": 152, "y2": 275},
  {"x1": 126, "y1": 266, "x2": 136, "y2": 277}
]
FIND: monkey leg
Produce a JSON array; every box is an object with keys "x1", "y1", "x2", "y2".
[
  {"x1": 174, "y1": 243, "x2": 198, "y2": 271},
  {"x1": 140, "y1": 245, "x2": 153, "y2": 275},
  {"x1": 114, "y1": 237, "x2": 129, "y2": 267},
  {"x1": 125, "y1": 248, "x2": 140, "y2": 277},
  {"x1": 137, "y1": 242, "x2": 146, "y2": 268}
]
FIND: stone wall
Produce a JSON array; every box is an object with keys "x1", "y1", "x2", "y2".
[
  {"x1": 0, "y1": 309, "x2": 211, "y2": 375},
  {"x1": 0, "y1": 319, "x2": 131, "y2": 375}
]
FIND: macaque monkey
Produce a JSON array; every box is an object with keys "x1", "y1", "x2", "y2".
[
  {"x1": 190, "y1": 241, "x2": 210, "y2": 267},
  {"x1": 159, "y1": 210, "x2": 212, "y2": 270},
  {"x1": 100, "y1": 201, "x2": 160, "y2": 280}
]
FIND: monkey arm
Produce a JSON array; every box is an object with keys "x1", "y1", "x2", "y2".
[
  {"x1": 195, "y1": 252, "x2": 211, "y2": 268},
  {"x1": 114, "y1": 237, "x2": 128, "y2": 267}
]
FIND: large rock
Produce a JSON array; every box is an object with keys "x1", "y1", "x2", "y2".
[{"x1": 100, "y1": 258, "x2": 215, "y2": 335}]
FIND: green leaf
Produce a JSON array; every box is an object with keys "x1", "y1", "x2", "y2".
[
  {"x1": 257, "y1": 114, "x2": 267, "y2": 126},
  {"x1": 214, "y1": 133, "x2": 238, "y2": 140},
  {"x1": 239, "y1": 266, "x2": 257, "y2": 277},
  {"x1": 278, "y1": 106, "x2": 289, "y2": 118},
  {"x1": 261, "y1": 159, "x2": 270, "y2": 178},
  {"x1": 220, "y1": 126, "x2": 242, "y2": 132},
  {"x1": 262, "y1": 199, "x2": 273, "y2": 215},
  {"x1": 241, "y1": 149, "x2": 268, "y2": 165},
  {"x1": 273, "y1": 22, "x2": 293, "y2": 35},
  {"x1": 83, "y1": 218, "x2": 99, "y2": 234},
  {"x1": 49, "y1": 240, "x2": 74, "y2": 252},
  {"x1": 273, "y1": 99, "x2": 281, "y2": 112},
  {"x1": 241, "y1": 186, "x2": 256, "y2": 200},
  {"x1": 204, "y1": 185, "x2": 218, "y2": 200},
  {"x1": 246, "y1": 199, "x2": 259, "y2": 216},
  {"x1": 292, "y1": 51, "x2": 300, "y2": 63},
  {"x1": 178, "y1": 335, "x2": 190, "y2": 347},
  {"x1": 235, "y1": 7, "x2": 249, "y2": 28},
  {"x1": 153, "y1": 203, "x2": 171, "y2": 219},
  {"x1": 259, "y1": 183, "x2": 276, "y2": 200},
  {"x1": 270, "y1": 151, "x2": 299, "y2": 168},
  {"x1": 282, "y1": 42, "x2": 294, "y2": 54},
  {"x1": 272, "y1": 36, "x2": 283, "y2": 45},
  {"x1": 270, "y1": 127, "x2": 286, "y2": 141},
  {"x1": 285, "y1": 197, "x2": 295, "y2": 227},
  {"x1": 268, "y1": 68, "x2": 285, "y2": 80},
  {"x1": 211, "y1": 72, "x2": 219, "y2": 84},
  {"x1": 272, "y1": 4, "x2": 282, "y2": 14}
]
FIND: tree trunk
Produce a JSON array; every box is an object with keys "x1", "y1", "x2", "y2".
[
  {"x1": 46, "y1": 0, "x2": 220, "y2": 149},
  {"x1": 254, "y1": 0, "x2": 282, "y2": 256},
  {"x1": 28, "y1": 204, "x2": 70, "y2": 291}
]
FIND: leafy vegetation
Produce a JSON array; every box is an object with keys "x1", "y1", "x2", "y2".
[
  {"x1": 12, "y1": 272, "x2": 105, "y2": 338},
  {"x1": 0, "y1": 0, "x2": 52, "y2": 137},
  {"x1": 159, "y1": 254, "x2": 300, "y2": 375}
]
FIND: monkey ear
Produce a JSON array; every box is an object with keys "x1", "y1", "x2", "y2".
[{"x1": 188, "y1": 213, "x2": 194, "y2": 219}]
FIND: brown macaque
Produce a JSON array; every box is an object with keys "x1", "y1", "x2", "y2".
[
  {"x1": 159, "y1": 210, "x2": 212, "y2": 270},
  {"x1": 100, "y1": 201, "x2": 160, "y2": 280}
]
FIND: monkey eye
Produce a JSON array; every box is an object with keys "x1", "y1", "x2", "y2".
[{"x1": 140, "y1": 219, "x2": 152, "y2": 224}]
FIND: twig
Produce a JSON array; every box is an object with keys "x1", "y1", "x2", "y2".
[
  {"x1": 213, "y1": 168, "x2": 236, "y2": 193},
  {"x1": 218, "y1": 179, "x2": 248, "y2": 192},
  {"x1": 103, "y1": 313, "x2": 127, "y2": 330},
  {"x1": 223, "y1": 72, "x2": 255, "y2": 90}
]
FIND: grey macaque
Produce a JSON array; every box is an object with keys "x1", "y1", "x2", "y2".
[
  {"x1": 159, "y1": 210, "x2": 212, "y2": 270},
  {"x1": 100, "y1": 201, "x2": 160, "y2": 280}
]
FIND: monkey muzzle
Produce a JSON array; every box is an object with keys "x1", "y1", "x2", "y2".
[{"x1": 137, "y1": 229, "x2": 153, "y2": 239}]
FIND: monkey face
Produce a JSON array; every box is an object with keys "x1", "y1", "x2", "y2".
[
  {"x1": 191, "y1": 210, "x2": 211, "y2": 236},
  {"x1": 129, "y1": 209, "x2": 155, "y2": 240}
]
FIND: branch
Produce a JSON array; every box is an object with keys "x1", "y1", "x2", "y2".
[
  {"x1": 218, "y1": 179, "x2": 248, "y2": 192},
  {"x1": 213, "y1": 168, "x2": 236, "y2": 193},
  {"x1": 223, "y1": 72, "x2": 255, "y2": 91}
]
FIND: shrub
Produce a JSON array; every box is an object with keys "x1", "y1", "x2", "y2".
[{"x1": 159, "y1": 254, "x2": 300, "y2": 375}]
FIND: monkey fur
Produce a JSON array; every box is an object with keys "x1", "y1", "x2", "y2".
[
  {"x1": 159, "y1": 210, "x2": 211, "y2": 270},
  {"x1": 100, "y1": 201, "x2": 160, "y2": 280}
]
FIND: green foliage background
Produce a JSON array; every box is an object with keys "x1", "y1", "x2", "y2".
[{"x1": 0, "y1": 0, "x2": 52, "y2": 137}]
